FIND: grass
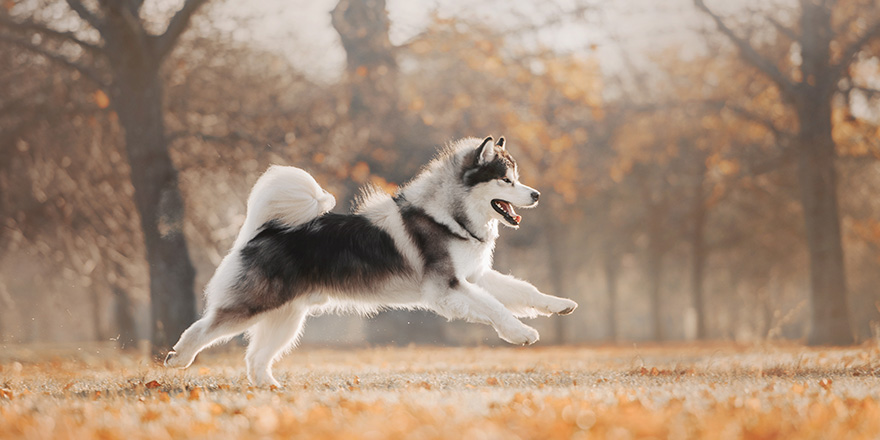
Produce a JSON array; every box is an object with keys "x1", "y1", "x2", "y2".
[{"x1": 1, "y1": 342, "x2": 879, "y2": 439}]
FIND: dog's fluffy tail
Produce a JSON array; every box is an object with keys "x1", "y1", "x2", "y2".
[{"x1": 232, "y1": 165, "x2": 336, "y2": 249}]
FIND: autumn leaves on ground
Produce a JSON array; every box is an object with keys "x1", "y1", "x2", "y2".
[{"x1": 1, "y1": 343, "x2": 879, "y2": 439}]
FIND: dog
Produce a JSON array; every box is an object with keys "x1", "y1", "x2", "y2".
[{"x1": 165, "y1": 136, "x2": 578, "y2": 386}]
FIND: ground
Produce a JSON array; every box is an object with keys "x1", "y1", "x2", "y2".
[{"x1": 1, "y1": 343, "x2": 879, "y2": 439}]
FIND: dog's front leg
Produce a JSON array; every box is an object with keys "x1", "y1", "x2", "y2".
[
  {"x1": 477, "y1": 270, "x2": 578, "y2": 317},
  {"x1": 432, "y1": 280, "x2": 539, "y2": 345}
]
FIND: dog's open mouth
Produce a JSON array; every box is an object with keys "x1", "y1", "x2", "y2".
[{"x1": 492, "y1": 199, "x2": 522, "y2": 226}]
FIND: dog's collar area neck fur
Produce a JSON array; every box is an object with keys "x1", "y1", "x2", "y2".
[
  {"x1": 452, "y1": 211, "x2": 484, "y2": 242},
  {"x1": 453, "y1": 215, "x2": 485, "y2": 242},
  {"x1": 394, "y1": 194, "x2": 485, "y2": 243}
]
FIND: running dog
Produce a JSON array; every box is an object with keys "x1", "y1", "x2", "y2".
[{"x1": 165, "y1": 136, "x2": 578, "y2": 386}]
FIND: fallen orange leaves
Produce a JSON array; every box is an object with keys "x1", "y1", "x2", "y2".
[
  {"x1": 0, "y1": 344, "x2": 877, "y2": 439},
  {"x1": 188, "y1": 387, "x2": 201, "y2": 401}
]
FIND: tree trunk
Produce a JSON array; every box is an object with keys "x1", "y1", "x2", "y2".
[
  {"x1": 91, "y1": 286, "x2": 106, "y2": 341},
  {"x1": 796, "y1": 0, "x2": 853, "y2": 345},
  {"x1": 112, "y1": 73, "x2": 196, "y2": 354},
  {"x1": 761, "y1": 287, "x2": 774, "y2": 338},
  {"x1": 331, "y1": 0, "x2": 399, "y2": 147},
  {"x1": 546, "y1": 224, "x2": 569, "y2": 343},
  {"x1": 647, "y1": 214, "x2": 665, "y2": 341},
  {"x1": 647, "y1": 254, "x2": 664, "y2": 341},
  {"x1": 603, "y1": 250, "x2": 619, "y2": 342},
  {"x1": 113, "y1": 285, "x2": 139, "y2": 350},
  {"x1": 0, "y1": 289, "x2": 5, "y2": 342},
  {"x1": 795, "y1": 105, "x2": 852, "y2": 345},
  {"x1": 690, "y1": 175, "x2": 708, "y2": 340}
]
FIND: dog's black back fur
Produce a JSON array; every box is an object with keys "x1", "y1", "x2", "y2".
[{"x1": 217, "y1": 214, "x2": 411, "y2": 323}]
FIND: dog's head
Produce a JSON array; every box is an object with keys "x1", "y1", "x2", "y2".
[{"x1": 460, "y1": 136, "x2": 540, "y2": 228}]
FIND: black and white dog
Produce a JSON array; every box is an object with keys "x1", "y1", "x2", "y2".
[{"x1": 165, "y1": 136, "x2": 578, "y2": 386}]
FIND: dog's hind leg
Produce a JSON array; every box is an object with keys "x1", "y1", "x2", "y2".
[
  {"x1": 164, "y1": 310, "x2": 260, "y2": 369},
  {"x1": 245, "y1": 301, "x2": 308, "y2": 388}
]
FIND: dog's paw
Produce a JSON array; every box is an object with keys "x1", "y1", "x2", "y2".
[
  {"x1": 534, "y1": 297, "x2": 578, "y2": 316},
  {"x1": 248, "y1": 367, "x2": 282, "y2": 388},
  {"x1": 555, "y1": 298, "x2": 578, "y2": 315},
  {"x1": 249, "y1": 374, "x2": 281, "y2": 389},
  {"x1": 164, "y1": 351, "x2": 180, "y2": 368},
  {"x1": 500, "y1": 324, "x2": 540, "y2": 346},
  {"x1": 164, "y1": 350, "x2": 195, "y2": 369},
  {"x1": 258, "y1": 378, "x2": 282, "y2": 389}
]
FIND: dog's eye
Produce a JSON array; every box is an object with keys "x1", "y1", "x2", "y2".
[{"x1": 501, "y1": 177, "x2": 512, "y2": 184}]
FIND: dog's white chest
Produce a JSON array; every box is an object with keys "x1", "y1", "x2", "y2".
[{"x1": 449, "y1": 238, "x2": 495, "y2": 282}]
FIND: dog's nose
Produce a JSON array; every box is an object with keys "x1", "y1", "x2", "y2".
[{"x1": 531, "y1": 191, "x2": 540, "y2": 202}]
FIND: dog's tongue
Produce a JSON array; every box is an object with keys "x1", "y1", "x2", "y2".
[{"x1": 499, "y1": 201, "x2": 521, "y2": 225}]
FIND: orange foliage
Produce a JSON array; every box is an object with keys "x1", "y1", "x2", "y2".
[
  {"x1": 399, "y1": 20, "x2": 605, "y2": 215},
  {"x1": 93, "y1": 90, "x2": 110, "y2": 109}
]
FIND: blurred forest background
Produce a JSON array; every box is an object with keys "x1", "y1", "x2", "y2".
[{"x1": 0, "y1": 0, "x2": 879, "y2": 351}]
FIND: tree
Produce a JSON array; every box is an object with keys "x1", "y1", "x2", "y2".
[
  {"x1": 694, "y1": 0, "x2": 880, "y2": 345},
  {"x1": 331, "y1": 0, "x2": 449, "y2": 345},
  {"x1": 331, "y1": 0, "x2": 398, "y2": 139},
  {"x1": 0, "y1": 0, "x2": 211, "y2": 351}
]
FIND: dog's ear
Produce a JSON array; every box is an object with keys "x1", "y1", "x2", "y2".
[
  {"x1": 476, "y1": 136, "x2": 495, "y2": 165},
  {"x1": 495, "y1": 136, "x2": 506, "y2": 149}
]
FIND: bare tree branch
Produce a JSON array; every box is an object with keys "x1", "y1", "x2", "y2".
[
  {"x1": 694, "y1": 0, "x2": 799, "y2": 100},
  {"x1": 746, "y1": 146, "x2": 797, "y2": 175},
  {"x1": 0, "y1": 16, "x2": 104, "y2": 55},
  {"x1": 129, "y1": 0, "x2": 146, "y2": 14},
  {"x1": 852, "y1": 85, "x2": 880, "y2": 99},
  {"x1": 609, "y1": 33, "x2": 655, "y2": 104},
  {"x1": 717, "y1": 103, "x2": 798, "y2": 175},
  {"x1": 830, "y1": 19, "x2": 880, "y2": 82},
  {"x1": 503, "y1": 5, "x2": 595, "y2": 33},
  {"x1": 765, "y1": 15, "x2": 798, "y2": 42},
  {"x1": 154, "y1": 0, "x2": 211, "y2": 61},
  {"x1": 722, "y1": 103, "x2": 794, "y2": 141},
  {"x1": 0, "y1": 34, "x2": 108, "y2": 88},
  {"x1": 65, "y1": 0, "x2": 104, "y2": 34}
]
